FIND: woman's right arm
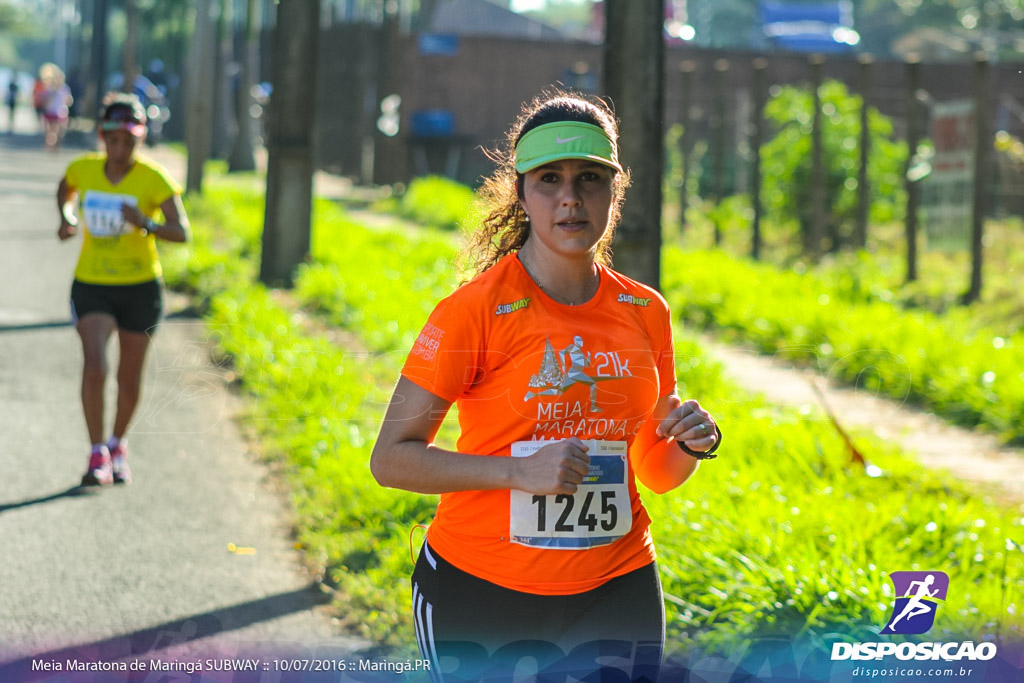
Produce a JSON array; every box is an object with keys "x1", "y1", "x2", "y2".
[
  {"x1": 370, "y1": 376, "x2": 590, "y2": 495},
  {"x1": 56, "y1": 176, "x2": 78, "y2": 240}
]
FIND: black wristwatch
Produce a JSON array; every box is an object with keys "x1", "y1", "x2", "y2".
[
  {"x1": 141, "y1": 219, "x2": 159, "y2": 237},
  {"x1": 676, "y1": 423, "x2": 722, "y2": 460}
]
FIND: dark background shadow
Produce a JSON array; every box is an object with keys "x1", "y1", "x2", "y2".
[
  {"x1": 0, "y1": 587, "x2": 358, "y2": 681},
  {"x1": 0, "y1": 485, "x2": 96, "y2": 514}
]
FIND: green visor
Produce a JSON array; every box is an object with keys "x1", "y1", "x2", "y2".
[{"x1": 514, "y1": 121, "x2": 622, "y2": 174}]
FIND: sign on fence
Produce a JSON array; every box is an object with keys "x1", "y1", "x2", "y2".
[{"x1": 922, "y1": 100, "x2": 974, "y2": 251}]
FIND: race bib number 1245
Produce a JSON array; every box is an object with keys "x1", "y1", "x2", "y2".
[{"x1": 509, "y1": 439, "x2": 632, "y2": 550}]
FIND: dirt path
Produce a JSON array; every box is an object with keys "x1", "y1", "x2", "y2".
[{"x1": 704, "y1": 337, "x2": 1024, "y2": 511}]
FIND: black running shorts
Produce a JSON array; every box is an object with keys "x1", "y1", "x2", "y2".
[
  {"x1": 70, "y1": 279, "x2": 163, "y2": 333},
  {"x1": 411, "y1": 541, "x2": 665, "y2": 682}
]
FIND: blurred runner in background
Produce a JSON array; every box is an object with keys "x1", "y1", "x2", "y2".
[{"x1": 55, "y1": 93, "x2": 190, "y2": 487}]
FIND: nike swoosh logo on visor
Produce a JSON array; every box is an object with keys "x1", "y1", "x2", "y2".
[{"x1": 555, "y1": 135, "x2": 583, "y2": 144}]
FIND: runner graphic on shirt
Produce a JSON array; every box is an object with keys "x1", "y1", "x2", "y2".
[{"x1": 524, "y1": 336, "x2": 626, "y2": 412}]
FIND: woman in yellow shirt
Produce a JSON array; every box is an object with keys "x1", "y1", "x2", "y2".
[{"x1": 56, "y1": 93, "x2": 189, "y2": 486}]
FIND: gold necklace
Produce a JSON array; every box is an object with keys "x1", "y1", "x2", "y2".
[{"x1": 518, "y1": 253, "x2": 598, "y2": 306}]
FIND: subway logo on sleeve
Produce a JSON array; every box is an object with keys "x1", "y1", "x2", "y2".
[{"x1": 617, "y1": 294, "x2": 650, "y2": 307}]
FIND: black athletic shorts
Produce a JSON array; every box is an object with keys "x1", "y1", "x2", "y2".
[
  {"x1": 411, "y1": 541, "x2": 665, "y2": 682},
  {"x1": 70, "y1": 279, "x2": 163, "y2": 333}
]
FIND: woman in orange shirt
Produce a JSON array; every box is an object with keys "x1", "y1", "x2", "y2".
[{"x1": 372, "y1": 91, "x2": 720, "y2": 680}]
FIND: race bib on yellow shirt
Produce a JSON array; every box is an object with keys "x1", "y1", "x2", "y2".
[
  {"x1": 82, "y1": 191, "x2": 138, "y2": 237},
  {"x1": 510, "y1": 439, "x2": 632, "y2": 549}
]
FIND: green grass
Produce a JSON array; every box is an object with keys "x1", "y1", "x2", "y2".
[
  {"x1": 161, "y1": 170, "x2": 264, "y2": 299},
  {"x1": 294, "y1": 200, "x2": 458, "y2": 352},
  {"x1": 674, "y1": 205, "x2": 1024, "y2": 340},
  {"x1": 660, "y1": 248, "x2": 1024, "y2": 445},
  {"x1": 164, "y1": 176, "x2": 1024, "y2": 657},
  {"x1": 374, "y1": 175, "x2": 479, "y2": 232}
]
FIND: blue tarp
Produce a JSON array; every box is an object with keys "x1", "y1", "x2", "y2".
[{"x1": 760, "y1": 1, "x2": 856, "y2": 53}]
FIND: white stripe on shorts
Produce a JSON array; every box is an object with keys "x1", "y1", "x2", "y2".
[
  {"x1": 423, "y1": 542, "x2": 437, "y2": 570},
  {"x1": 413, "y1": 583, "x2": 443, "y2": 683},
  {"x1": 412, "y1": 584, "x2": 426, "y2": 657}
]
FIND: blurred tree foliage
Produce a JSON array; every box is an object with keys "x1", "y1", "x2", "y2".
[
  {"x1": 760, "y1": 79, "x2": 908, "y2": 251},
  {"x1": 1, "y1": 0, "x2": 34, "y2": 32},
  {"x1": 127, "y1": 0, "x2": 193, "y2": 75},
  {"x1": 684, "y1": 0, "x2": 762, "y2": 48},
  {"x1": 0, "y1": 0, "x2": 48, "y2": 68},
  {"x1": 528, "y1": 0, "x2": 1024, "y2": 58},
  {"x1": 0, "y1": 0, "x2": 48, "y2": 38},
  {"x1": 857, "y1": 0, "x2": 1024, "y2": 58},
  {"x1": 519, "y1": 0, "x2": 597, "y2": 36}
]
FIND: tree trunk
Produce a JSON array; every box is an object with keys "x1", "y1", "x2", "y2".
[
  {"x1": 89, "y1": 0, "x2": 108, "y2": 120},
  {"x1": 211, "y1": 0, "x2": 236, "y2": 159},
  {"x1": 414, "y1": 0, "x2": 440, "y2": 32},
  {"x1": 602, "y1": 0, "x2": 664, "y2": 290},
  {"x1": 186, "y1": 0, "x2": 216, "y2": 195},
  {"x1": 372, "y1": 2, "x2": 400, "y2": 184},
  {"x1": 122, "y1": 0, "x2": 139, "y2": 94},
  {"x1": 229, "y1": 0, "x2": 259, "y2": 172},
  {"x1": 260, "y1": 0, "x2": 320, "y2": 287}
]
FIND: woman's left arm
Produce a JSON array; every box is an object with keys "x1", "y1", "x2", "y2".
[
  {"x1": 122, "y1": 194, "x2": 190, "y2": 243},
  {"x1": 630, "y1": 394, "x2": 719, "y2": 494},
  {"x1": 150, "y1": 195, "x2": 190, "y2": 242}
]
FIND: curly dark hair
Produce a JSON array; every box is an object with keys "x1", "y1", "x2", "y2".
[{"x1": 462, "y1": 89, "x2": 630, "y2": 280}]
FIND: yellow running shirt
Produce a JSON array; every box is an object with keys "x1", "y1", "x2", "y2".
[
  {"x1": 401, "y1": 254, "x2": 677, "y2": 595},
  {"x1": 65, "y1": 153, "x2": 181, "y2": 285}
]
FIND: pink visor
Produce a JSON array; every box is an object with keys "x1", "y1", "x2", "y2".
[
  {"x1": 100, "y1": 119, "x2": 146, "y2": 136},
  {"x1": 100, "y1": 107, "x2": 147, "y2": 136}
]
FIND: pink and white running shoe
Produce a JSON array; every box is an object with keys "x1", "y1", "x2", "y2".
[
  {"x1": 110, "y1": 443, "x2": 132, "y2": 485},
  {"x1": 81, "y1": 446, "x2": 113, "y2": 487}
]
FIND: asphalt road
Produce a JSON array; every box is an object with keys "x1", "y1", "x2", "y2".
[{"x1": 0, "y1": 128, "x2": 371, "y2": 678}]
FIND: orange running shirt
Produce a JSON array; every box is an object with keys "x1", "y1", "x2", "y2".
[{"x1": 401, "y1": 254, "x2": 677, "y2": 595}]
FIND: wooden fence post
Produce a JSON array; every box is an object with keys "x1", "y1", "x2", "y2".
[
  {"x1": 855, "y1": 54, "x2": 874, "y2": 250},
  {"x1": 679, "y1": 60, "x2": 697, "y2": 231},
  {"x1": 711, "y1": 58, "x2": 729, "y2": 246},
  {"x1": 751, "y1": 57, "x2": 767, "y2": 260},
  {"x1": 904, "y1": 55, "x2": 922, "y2": 283},
  {"x1": 963, "y1": 53, "x2": 989, "y2": 304},
  {"x1": 808, "y1": 53, "x2": 826, "y2": 259}
]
